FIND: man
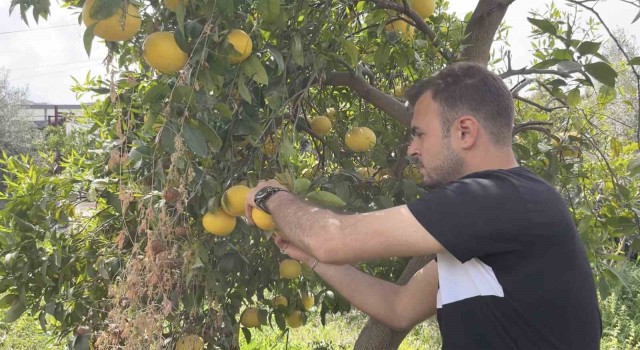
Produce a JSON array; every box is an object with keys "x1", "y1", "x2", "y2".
[{"x1": 245, "y1": 62, "x2": 602, "y2": 349}]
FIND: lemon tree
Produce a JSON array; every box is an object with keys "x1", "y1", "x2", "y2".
[{"x1": 4, "y1": 0, "x2": 640, "y2": 349}]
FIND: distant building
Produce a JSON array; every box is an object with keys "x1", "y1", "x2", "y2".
[{"x1": 22, "y1": 101, "x2": 90, "y2": 131}]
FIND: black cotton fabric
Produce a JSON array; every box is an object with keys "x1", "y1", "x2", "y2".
[{"x1": 407, "y1": 166, "x2": 601, "y2": 350}]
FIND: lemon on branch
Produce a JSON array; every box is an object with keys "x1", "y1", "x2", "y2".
[
  {"x1": 279, "y1": 259, "x2": 302, "y2": 279},
  {"x1": 301, "y1": 293, "x2": 315, "y2": 310},
  {"x1": 285, "y1": 310, "x2": 305, "y2": 328},
  {"x1": 202, "y1": 210, "x2": 236, "y2": 236},
  {"x1": 164, "y1": 0, "x2": 188, "y2": 12},
  {"x1": 175, "y1": 334, "x2": 204, "y2": 350},
  {"x1": 227, "y1": 29, "x2": 253, "y2": 64},
  {"x1": 385, "y1": 19, "x2": 415, "y2": 41},
  {"x1": 345, "y1": 127, "x2": 377, "y2": 152},
  {"x1": 143, "y1": 31, "x2": 189, "y2": 74},
  {"x1": 82, "y1": 0, "x2": 141, "y2": 42},
  {"x1": 240, "y1": 307, "x2": 261, "y2": 328},
  {"x1": 273, "y1": 295, "x2": 288, "y2": 308},
  {"x1": 310, "y1": 115, "x2": 332, "y2": 135}
]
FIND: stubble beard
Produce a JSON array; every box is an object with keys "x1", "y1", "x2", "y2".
[{"x1": 423, "y1": 138, "x2": 464, "y2": 188}]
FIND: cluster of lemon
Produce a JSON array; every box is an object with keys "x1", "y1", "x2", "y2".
[
  {"x1": 384, "y1": 0, "x2": 436, "y2": 41},
  {"x1": 308, "y1": 108, "x2": 378, "y2": 152},
  {"x1": 82, "y1": 0, "x2": 253, "y2": 74}
]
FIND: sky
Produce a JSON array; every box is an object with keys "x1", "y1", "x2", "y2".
[{"x1": 0, "y1": 1, "x2": 639, "y2": 105}]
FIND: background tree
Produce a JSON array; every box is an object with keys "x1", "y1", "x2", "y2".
[{"x1": 1, "y1": 0, "x2": 639, "y2": 349}]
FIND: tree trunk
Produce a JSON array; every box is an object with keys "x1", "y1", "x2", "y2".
[{"x1": 354, "y1": 1, "x2": 513, "y2": 349}]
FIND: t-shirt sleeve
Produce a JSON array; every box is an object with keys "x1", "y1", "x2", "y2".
[{"x1": 407, "y1": 174, "x2": 529, "y2": 263}]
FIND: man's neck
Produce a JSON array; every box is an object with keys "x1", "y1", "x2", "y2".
[{"x1": 462, "y1": 150, "x2": 519, "y2": 176}]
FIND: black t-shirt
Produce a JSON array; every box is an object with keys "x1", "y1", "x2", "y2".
[{"x1": 407, "y1": 166, "x2": 601, "y2": 350}]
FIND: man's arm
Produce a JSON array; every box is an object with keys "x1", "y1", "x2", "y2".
[
  {"x1": 266, "y1": 190, "x2": 444, "y2": 264},
  {"x1": 275, "y1": 233, "x2": 439, "y2": 332}
]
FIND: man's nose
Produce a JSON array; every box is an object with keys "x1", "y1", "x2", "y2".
[{"x1": 407, "y1": 139, "x2": 419, "y2": 157}]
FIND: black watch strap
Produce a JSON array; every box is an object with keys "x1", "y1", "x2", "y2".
[{"x1": 254, "y1": 186, "x2": 288, "y2": 214}]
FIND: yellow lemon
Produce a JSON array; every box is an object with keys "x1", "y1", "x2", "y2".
[
  {"x1": 385, "y1": 19, "x2": 415, "y2": 41},
  {"x1": 175, "y1": 334, "x2": 204, "y2": 350},
  {"x1": 273, "y1": 295, "x2": 288, "y2": 308},
  {"x1": 403, "y1": 165, "x2": 423, "y2": 184},
  {"x1": 252, "y1": 208, "x2": 276, "y2": 231},
  {"x1": 301, "y1": 293, "x2": 314, "y2": 311},
  {"x1": 221, "y1": 185, "x2": 250, "y2": 217},
  {"x1": 240, "y1": 307, "x2": 261, "y2": 328},
  {"x1": 279, "y1": 259, "x2": 302, "y2": 279},
  {"x1": 164, "y1": 0, "x2": 188, "y2": 12},
  {"x1": 285, "y1": 311, "x2": 305, "y2": 328},
  {"x1": 345, "y1": 127, "x2": 376, "y2": 152},
  {"x1": 310, "y1": 116, "x2": 332, "y2": 136},
  {"x1": 227, "y1": 29, "x2": 253, "y2": 64},
  {"x1": 410, "y1": 0, "x2": 435, "y2": 18},
  {"x1": 82, "y1": 0, "x2": 141, "y2": 42},
  {"x1": 262, "y1": 136, "x2": 277, "y2": 156},
  {"x1": 202, "y1": 210, "x2": 236, "y2": 236},
  {"x1": 143, "y1": 31, "x2": 189, "y2": 74}
]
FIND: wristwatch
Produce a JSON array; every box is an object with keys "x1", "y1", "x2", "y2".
[{"x1": 254, "y1": 186, "x2": 288, "y2": 214}]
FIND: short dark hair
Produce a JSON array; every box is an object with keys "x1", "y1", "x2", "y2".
[{"x1": 405, "y1": 62, "x2": 514, "y2": 146}]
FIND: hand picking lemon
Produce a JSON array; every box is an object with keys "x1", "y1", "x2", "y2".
[
  {"x1": 252, "y1": 208, "x2": 276, "y2": 231},
  {"x1": 221, "y1": 185, "x2": 250, "y2": 216}
]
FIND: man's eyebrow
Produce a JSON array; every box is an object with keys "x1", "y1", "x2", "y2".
[{"x1": 411, "y1": 126, "x2": 421, "y2": 135}]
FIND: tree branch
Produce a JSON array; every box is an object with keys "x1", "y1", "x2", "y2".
[
  {"x1": 459, "y1": 0, "x2": 515, "y2": 65},
  {"x1": 500, "y1": 68, "x2": 573, "y2": 79},
  {"x1": 324, "y1": 72, "x2": 413, "y2": 127},
  {"x1": 513, "y1": 95, "x2": 567, "y2": 112},
  {"x1": 567, "y1": 0, "x2": 640, "y2": 144}
]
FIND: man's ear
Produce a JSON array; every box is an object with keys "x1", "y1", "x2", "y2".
[{"x1": 455, "y1": 116, "x2": 479, "y2": 149}]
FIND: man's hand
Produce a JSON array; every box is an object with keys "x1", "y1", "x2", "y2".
[
  {"x1": 244, "y1": 179, "x2": 287, "y2": 225},
  {"x1": 273, "y1": 235, "x2": 316, "y2": 267}
]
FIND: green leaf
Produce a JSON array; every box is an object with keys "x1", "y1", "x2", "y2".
[
  {"x1": 576, "y1": 41, "x2": 601, "y2": 56},
  {"x1": 242, "y1": 55, "x2": 269, "y2": 85},
  {"x1": 553, "y1": 49, "x2": 573, "y2": 60},
  {"x1": 216, "y1": 0, "x2": 234, "y2": 18},
  {"x1": 183, "y1": 120, "x2": 209, "y2": 157},
  {"x1": 527, "y1": 17, "x2": 557, "y2": 36},
  {"x1": 531, "y1": 58, "x2": 561, "y2": 70},
  {"x1": 339, "y1": 38, "x2": 358, "y2": 66},
  {"x1": 597, "y1": 85, "x2": 616, "y2": 108},
  {"x1": 89, "y1": 0, "x2": 120, "y2": 21},
  {"x1": 198, "y1": 121, "x2": 222, "y2": 152},
  {"x1": 238, "y1": 77, "x2": 252, "y2": 103},
  {"x1": 241, "y1": 327, "x2": 252, "y2": 343},
  {"x1": 629, "y1": 57, "x2": 640, "y2": 66},
  {"x1": 292, "y1": 34, "x2": 304, "y2": 66},
  {"x1": 584, "y1": 62, "x2": 617, "y2": 87},
  {"x1": 142, "y1": 84, "x2": 170, "y2": 104},
  {"x1": 0, "y1": 294, "x2": 17, "y2": 308},
  {"x1": 374, "y1": 43, "x2": 390, "y2": 68},
  {"x1": 610, "y1": 138, "x2": 622, "y2": 157},
  {"x1": 257, "y1": 0, "x2": 280, "y2": 23},
  {"x1": 306, "y1": 191, "x2": 346, "y2": 208},
  {"x1": 5, "y1": 299, "x2": 26, "y2": 323},
  {"x1": 566, "y1": 88, "x2": 581, "y2": 107},
  {"x1": 266, "y1": 46, "x2": 285, "y2": 74},
  {"x1": 176, "y1": 1, "x2": 186, "y2": 35},
  {"x1": 83, "y1": 23, "x2": 96, "y2": 57},
  {"x1": 213, "y1": 103, "x2": 233, "y2": 119}
]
